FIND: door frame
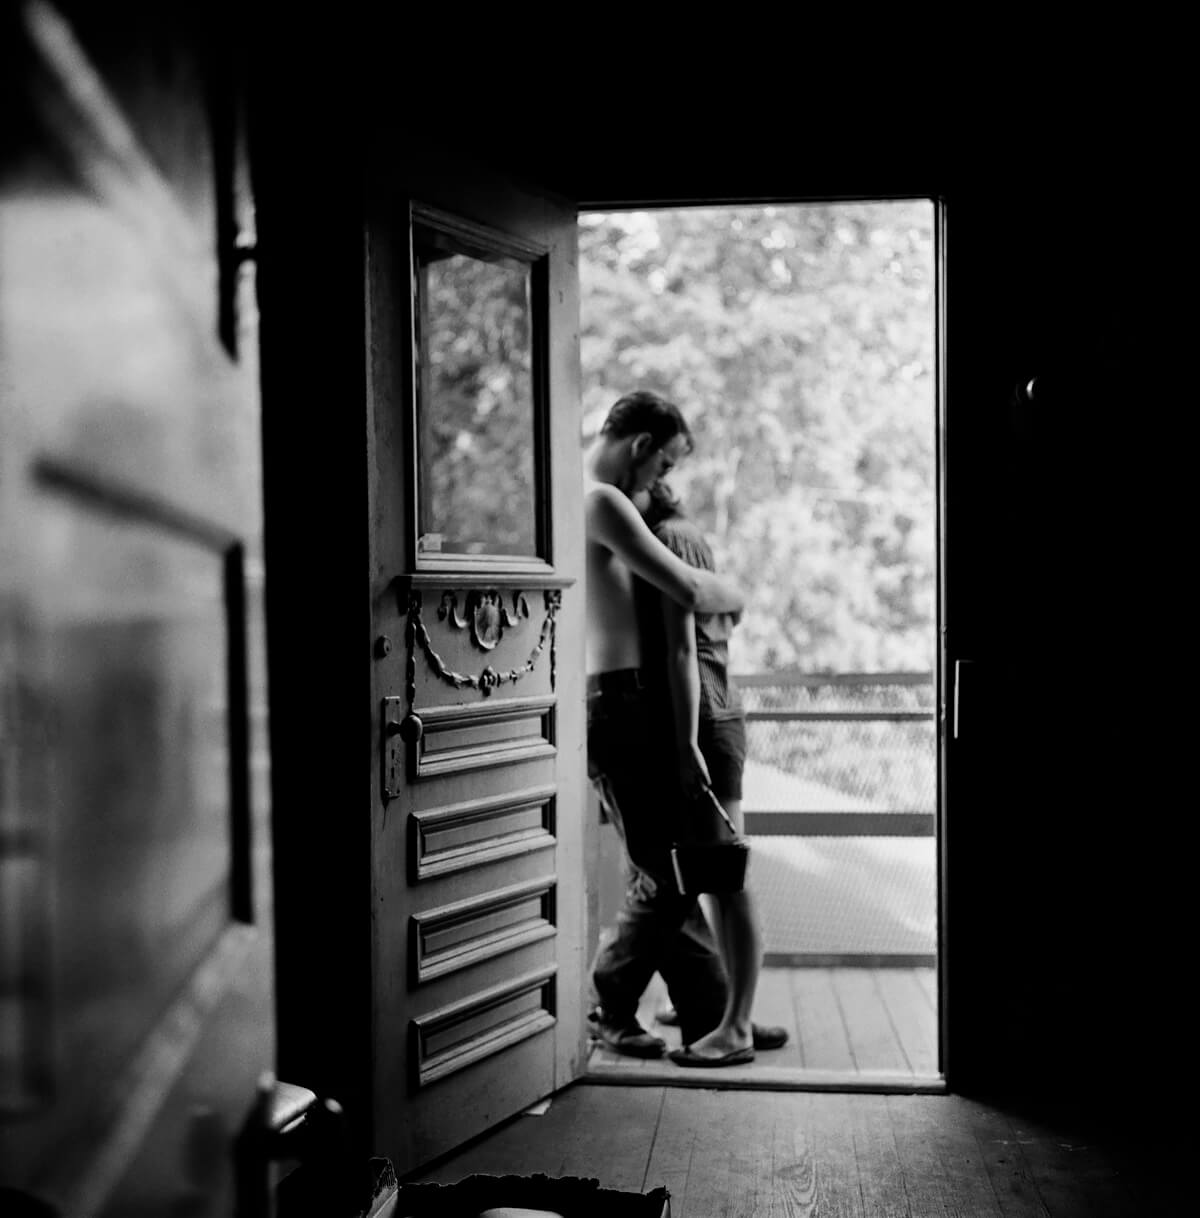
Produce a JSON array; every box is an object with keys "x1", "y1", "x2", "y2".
[{"x1": 572, "y1": 189, "x2": 952, "y2": 1088}]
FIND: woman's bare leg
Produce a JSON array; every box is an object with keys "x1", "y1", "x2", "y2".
[{"x1": 678, "y1": 797, "x2": 763, "y2": 1059}]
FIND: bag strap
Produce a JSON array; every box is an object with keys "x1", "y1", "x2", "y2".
[{"x1": 698, "y1": 785, "x2": 739, "y2": 838}]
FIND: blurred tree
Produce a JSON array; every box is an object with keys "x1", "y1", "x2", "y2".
[
  {"x1": 418, "y1": 246, "x2": 537, "y2": 556},
  {"x1": 580, "y1": 202, "x2": 937, "y2": 673}
]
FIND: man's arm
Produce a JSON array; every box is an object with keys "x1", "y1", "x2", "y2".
[
  {"x1": 586, "y1": 485, "x2": 744, "y2": 614},
  {"x1": 661, "y1": 594, "x2": 710, "y2": 795}
]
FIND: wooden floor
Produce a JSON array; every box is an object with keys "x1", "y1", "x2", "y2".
[
  {"x1": 587, "y1": 966, "x2": 942, "y2": 1091},
  {"x1": 407, "y1": 1083, "x2": 1181, "y2": 1216}
]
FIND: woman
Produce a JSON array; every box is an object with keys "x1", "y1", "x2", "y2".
[{"x1": 634, "y1": 478, "x2": 763, "y2": 1066}]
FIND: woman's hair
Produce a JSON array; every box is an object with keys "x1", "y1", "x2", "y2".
[
  {"x1": 601, "y1": 390, "x2": 693, "y2": 453},
  {"x1": 643, "y1": 477, "x2": 684, "y2": 529}
]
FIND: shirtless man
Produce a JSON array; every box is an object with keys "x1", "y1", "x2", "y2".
[
  {"x1": 583, "y1": 390, "x2": 749, "y2": 1057},
  {"x1": 585, "y1": 393, "x2": 743, "y2": 682}
]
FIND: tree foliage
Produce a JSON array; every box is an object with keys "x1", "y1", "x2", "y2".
[
  {"x1": 580, "y1": 202, "x2": 937, "y2": 672},
  {"x1": 419, "y1": 248, "x2": 537, "y2": 556}
]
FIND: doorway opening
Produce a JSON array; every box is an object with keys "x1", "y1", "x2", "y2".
[{"x1": 579, "y1": 200, "x2": 942, "y2": 1088}]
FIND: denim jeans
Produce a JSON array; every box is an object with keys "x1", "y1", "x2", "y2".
[{"x1": 587, "y1": 677, "x2": 729, "y2": 1041}]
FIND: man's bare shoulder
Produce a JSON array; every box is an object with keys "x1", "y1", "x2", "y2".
[
  {"x1": 583, "y1": 478, "x2": 623, "y2": 507},
  {"x1": 584, "y1": 479, "x2": 634, "y2": 535}
]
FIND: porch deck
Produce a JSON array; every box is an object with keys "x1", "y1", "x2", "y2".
[{"x1": 586, "y1": 965, "x2": 941, "y2": 1091}]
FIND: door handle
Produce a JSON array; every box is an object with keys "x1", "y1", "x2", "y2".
[
  {"x1": 952, "y1": 659, "x2": 973, "y2": 741},
  {"x1": 234, "y1": 1072, "x2": 355, "y2": 1218}
]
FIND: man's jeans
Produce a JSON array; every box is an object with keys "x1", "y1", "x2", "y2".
[
  {"x1": 591, "y1": 860, "x2": 728, "y2": 1044},
  {"x1": 587, "y1": 674, "x2": 729, "y2": 1043}
]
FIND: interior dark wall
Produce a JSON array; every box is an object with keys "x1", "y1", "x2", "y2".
[
  {"x1": 247, "y1": 16, "x2": 377, "y2": 1145},
  {"x1": 940, "y1": 180, "x2": 1146, "y2": 1109}
]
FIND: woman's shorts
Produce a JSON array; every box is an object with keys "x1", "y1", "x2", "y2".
[{"x1": 699, "y1": 714, "x2": 746, "y2": 801}]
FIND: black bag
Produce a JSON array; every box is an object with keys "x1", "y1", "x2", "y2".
[{"x1": 669, "y1": 785, "x2": 749, "y2": 896}]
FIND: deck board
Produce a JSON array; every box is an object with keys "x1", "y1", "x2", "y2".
[
  {"x1": 875, "y1": 968, "x2": 939, "y2": 1076},
  {"x1": 831, "y1": 968, "x2": 911, "y2": 1075},
  {"x1": 588, "y1": 966, "x2": 942, "y2": 1089},
  {"x1": 752, "y1": 964, "x2": 806, "y2": 1068},
  {"x1": 792, "y1": 967, "x2": 857, "y2": 1073}
]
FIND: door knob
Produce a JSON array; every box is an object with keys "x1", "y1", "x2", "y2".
[{"x1": 234, "y1": 1073, "x2": 356, "y2": 1218}]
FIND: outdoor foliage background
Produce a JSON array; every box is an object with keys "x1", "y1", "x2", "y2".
[{"x1": 579, "y1": 202, "x2": 938, "y2": 677}]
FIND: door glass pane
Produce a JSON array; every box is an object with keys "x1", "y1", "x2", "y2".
[{"x1": 413, "y1": 219, "x2": 539, "y2": 559}]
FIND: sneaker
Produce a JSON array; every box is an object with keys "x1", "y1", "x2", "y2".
[{"x1": 587, "y1": 1008, "x2": 667, "y2": 1058}]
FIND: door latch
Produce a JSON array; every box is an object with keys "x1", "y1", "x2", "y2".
[{"x1": 381, "y1": 697, "x2": 422, "y2": 800}]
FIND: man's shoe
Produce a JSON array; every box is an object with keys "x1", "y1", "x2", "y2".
[
  {"x1": 752, "y1": 1023, "x2": 788, "y2": 1051},
  {"x1": 587, "y1": 1009, "x2": 667, "y2": 1059}
]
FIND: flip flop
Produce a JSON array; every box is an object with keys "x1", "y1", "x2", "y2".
[{"x1": 668, "y1": 1044, "x2": 755, "y2": 1068}]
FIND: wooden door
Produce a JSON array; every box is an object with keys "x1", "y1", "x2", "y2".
[
  {"x1": 0, "y1": 8, "x2": 277, "y2": 1213},
  {"x1": 365, "y1": 161, "x2": 587, "y2": 1174}
]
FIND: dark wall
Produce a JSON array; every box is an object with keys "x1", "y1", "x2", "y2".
[
  {"x1": 941, "y1": 174, "x2": 1168, "y2": 1115},
  {"x1": 247, "y1": 13, "x2": 376, "y2": 1139}
]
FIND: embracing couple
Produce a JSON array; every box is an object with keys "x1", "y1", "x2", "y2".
[{"x1": 584, "y1": 389, "x2": 787, "y2": 1067}]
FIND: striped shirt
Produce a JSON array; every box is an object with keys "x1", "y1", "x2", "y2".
[{"x1": 633, "y1": 515, "x2": 744, "y2": 721}]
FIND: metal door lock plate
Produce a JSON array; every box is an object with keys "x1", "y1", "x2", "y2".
[{"x1": 382, "y1": 696, "x2": 406, "y2": 799}]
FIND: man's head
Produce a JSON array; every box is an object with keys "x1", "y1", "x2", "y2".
[{"x1": 598, "y1": 390, "x2": 693, "y2": 496}]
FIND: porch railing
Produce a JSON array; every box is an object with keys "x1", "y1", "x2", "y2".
[{"x1": 733, "y1": 671, "x2": 937, "y2": 966}]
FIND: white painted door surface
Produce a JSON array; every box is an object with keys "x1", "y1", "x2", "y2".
[{"x1": 364, "y1": 161, "x2": 586, "y2": 1174}]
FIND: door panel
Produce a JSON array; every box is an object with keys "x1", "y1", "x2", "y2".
[
  {"x1": 366, "y1": 166, "x2": 585, "y2": 1174},
  {"x1": 0, "y1": 8, "x2": 273, "y2": 1213}
]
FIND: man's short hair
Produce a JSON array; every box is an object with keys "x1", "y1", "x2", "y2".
[{"x1": 601, "y1": 390, "x2": 693, "y2": 454}]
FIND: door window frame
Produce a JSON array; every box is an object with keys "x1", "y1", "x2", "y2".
[{"x1": 405, "y1": 200, "x2": 556, "y2": 579}]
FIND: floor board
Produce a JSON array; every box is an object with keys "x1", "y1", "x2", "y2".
[
  {"x1": 886, "y1": 1092, "x2": 1003, "y2": 1217},
  {"x1": 408, "y1": 1084, "x2": 1178, "y2": 1216}
]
